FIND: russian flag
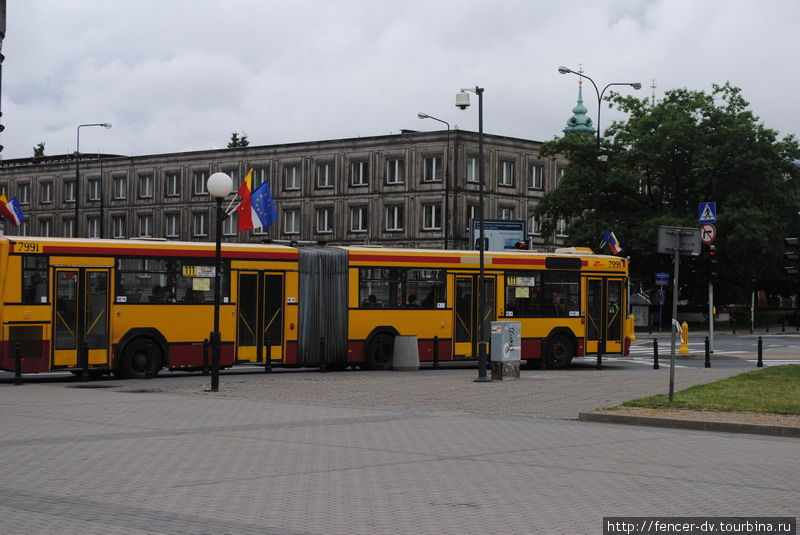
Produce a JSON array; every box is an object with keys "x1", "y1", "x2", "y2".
[{"x1": 603, "y1": 230, "x2": 622, "y2": 255}]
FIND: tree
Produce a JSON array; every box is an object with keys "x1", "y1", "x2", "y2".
[
  {"x1": 33, "y1": 142, "x2": 45, "y2": 158},
  {"x1": 535, "y1": 83, "x2": 800, "y2": 304},
  {"x1": 227, "y1": 132, "x2": 249, "y2": 148}
]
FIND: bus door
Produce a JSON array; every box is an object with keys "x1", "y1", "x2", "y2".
[
  {"x1": 52, "y1": 268, "x2": 110, "y2": 368},
  {"x1": 236, "y1": 271, "x2": 284, "y2": 363},
  {"x1": 586, "y1": 277, "x2": 624, "y2": 354},
  {"x1": 453, "y1": 274, "x2": 496, "y2": 358}
]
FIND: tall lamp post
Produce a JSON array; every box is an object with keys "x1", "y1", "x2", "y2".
[
  {"x1": 557, "y1": 66, "x2": 641, "y2": 151},
  {"x1": 206, "y1": 172, "x2": 233, "y2": 392},
  {"x1": 75, "y1": 123, "x2": 111, "y2": 238},
  {"x1": 456, "y1": 86, "x2": 490, "y2": 383},
  {"x1": 417, "y1": 112, "x2": 451, "y2": 249}
]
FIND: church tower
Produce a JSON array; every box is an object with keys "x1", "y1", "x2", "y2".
[{"x1": 563, "y1": 78, "x2": 596, "y2": 135}]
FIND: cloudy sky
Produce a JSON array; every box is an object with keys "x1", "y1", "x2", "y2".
[{"x1": 1, "y1": 0, "x2": 798, "y2": 160}]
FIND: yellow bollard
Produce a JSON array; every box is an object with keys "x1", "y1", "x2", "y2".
[
  {"x1": 679, "y1": 321, "x2": 690, "y2": 354},
  {"x1": 628, "y1": 314, "x2": 636, "y2": 341}
]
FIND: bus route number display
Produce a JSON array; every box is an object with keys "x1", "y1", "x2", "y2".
[{"x1": 16, "y1": 242, "x2": 42, "y2": 254}]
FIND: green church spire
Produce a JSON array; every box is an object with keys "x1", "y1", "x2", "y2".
[{"x1": 563, "y1": 79, "x2": 596, "y2": 135}]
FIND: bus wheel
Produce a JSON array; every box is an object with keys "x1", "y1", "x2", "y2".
[
  {"x1": 545, "y1": 334, "x2": 574, "y2": 370},
  {"x1": 364, "y1": 334, "x2": 395, "y2": 370},
  {"x1": 119, "y1": 338, "x2": 162, "y2": 379}
]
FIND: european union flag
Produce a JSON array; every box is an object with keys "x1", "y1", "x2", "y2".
[{"x1": 251, "y1": 180, "x2": 278, "y2": 229}]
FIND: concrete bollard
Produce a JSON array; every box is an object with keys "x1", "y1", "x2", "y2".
[{"x1": 392, "y1": 336, "x2": 419, "y2": 371}]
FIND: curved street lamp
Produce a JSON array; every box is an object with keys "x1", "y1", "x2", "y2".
[
  {"x1": 455, "y1": 86, "x2": 490, "y2": 383},
  {"x1": 206, "y1": 171, "x2": 233, "y2": 392},
  {"x1": 557, "y1": 66, "x2": 641, "y2": 150},
  {"x1": 75, "y1": 123, "x2": 111, "y2": 237},
  {"x1": 417, "y1": 112, "x2": 451, "y2": 250}
]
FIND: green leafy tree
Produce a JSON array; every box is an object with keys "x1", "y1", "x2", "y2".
[
  {"x1": 33, "y1": 142, "x2": 45, "y2": 158},
  {"x1": 535, "y1": 83, "x2": 800, "y2": 304},
  {"x1": 227, "y1": 132, "x2": 249, "y2": 148}
]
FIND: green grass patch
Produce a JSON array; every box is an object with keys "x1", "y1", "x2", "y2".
[{"x1": 622, "y1": 365, "x2": 800, "y2": 415}]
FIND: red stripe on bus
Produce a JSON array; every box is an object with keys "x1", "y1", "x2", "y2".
[
  {"x1": 349, "y1": 254, "x2": 462, "y2": 264},
  {"x1": 37, "y1": 245, "x2": 297, "y2": 260}
]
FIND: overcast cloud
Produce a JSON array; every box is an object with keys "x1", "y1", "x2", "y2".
[{"x1": 1, "y1": 0, "x2": 798, "y2": 159}]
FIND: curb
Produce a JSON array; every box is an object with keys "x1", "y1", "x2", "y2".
[{"x1": 578, "y1": 411, "x2": 800, "y2": 438}]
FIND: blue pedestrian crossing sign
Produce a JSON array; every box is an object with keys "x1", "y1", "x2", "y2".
[{"x1": 698, "y1": 202, "x2": 716, "y2": 223}]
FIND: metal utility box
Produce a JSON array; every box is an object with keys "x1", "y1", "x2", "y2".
[{"x1": 490, "y1": 321, "x2": 521, "y2": 362}]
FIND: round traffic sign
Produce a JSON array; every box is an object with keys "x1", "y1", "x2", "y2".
[{"x1": 700, "y1": 223, "x2": 716, "y2": 244}]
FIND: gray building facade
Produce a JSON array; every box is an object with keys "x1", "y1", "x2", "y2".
[{"x1": 0, "y1": 129, "x2": 568, "y2": 249}]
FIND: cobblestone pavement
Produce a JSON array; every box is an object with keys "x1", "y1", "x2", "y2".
[{"x1": 1, "y1": 361, "x2": 797, "y2": 534}]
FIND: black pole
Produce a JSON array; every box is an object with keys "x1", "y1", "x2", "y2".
[
  {"x1": 595, "y1": 342, "x2": 602, "y2": 369},
  {"x1": 704, "y1": 336, "x2": 711, "y2": 368},
  {"x1": 653, "y1": 338, "x2": 659, "y2": 369},
  {"x1": 81, "y1": 341, "x2": 89, "y2": 381},
  {"x1": 98, "y1": 154, "x2": 104, "y2": 239},
  {"x1": 202, "y1": 338, "x2": 209, "y2": 375},
  {"x1": 433, "y1": 335, "x2": 439, "y2": 370},
  {"x1": 475, "y1": 86, "x2": 489, "y2": 383},
  {"x1": 75, "y1": 139, "x2": 80, "y2": 238},
  {"x1": 445, "y1": 125, "x2": 450, "y2": 250},
  {"x1": 14, "y1": 342, "x2": 22, "y2": 385},
  {"x1": 210, "y1": 197, "x2": 223, "y2": 392},
  {"x1": 757, "y1": 336, "x2": 763, "y2": 367},
  {"x1": 265, "y1": 334, "x2": 272, "y2": 373}
]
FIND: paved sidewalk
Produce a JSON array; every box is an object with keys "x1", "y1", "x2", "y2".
[{"x1": 2, "y1": 362, "x2": 798, "y2": 534}]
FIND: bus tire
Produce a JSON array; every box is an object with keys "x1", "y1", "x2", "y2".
[
  {"x1": 545, "y1": 334, "x2": 574, "y2": 370},
  {"x1": 119, "y1": 337, "x2": 162, "y2": 379},
  {"x1": 364, "y1": 334, "x2": 395, "y2": 370}
]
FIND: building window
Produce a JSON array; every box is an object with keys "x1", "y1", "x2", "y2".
[
  {"x1": 18, "y1": 221, "x2": 29, "y2": 236},
  {"x1": 138, "y1": 215, "x2": 153, "y2": 238},
  {"x1": 112, "y1": 216, "x2": 126, "y2": 238},
  {"x1": 423, "y1": 203, "x2": 441, "y2": 230},
  {"x1": 225, "y1": 168, "x2": 240, "y2": 186},
  {"x1": 138, "y1": 174, "x2": 154, "y2": 198},
  {"x1": 499, "y1": 207, "x2": 514, "y2": 220},
  {"x1": 528, "y1": 165, "x2": 543, "y2": 190},
  {"x1": 350, "y1": 161, "x2": 369, "y2": 186},
  {"x1": 18, "y1": 183, "x2": 30, "y2": 204},
  {"x1": 88, "y1": 178, "x2": 101, "y2": 201},
  {"x1": 423, "y1": 156, "x2": 442, "y2": 182},
  {"x1": 223, "y1": 212, "x2": 237, "y2": 236},
  {"x1": 556, "y1": 218, "x2": 568, "y2": 237},
  {"x1": 386, "y1": 158, "x2": 405, "y2": 184},
  {"x1": 385, "y1": 205, "x2": 404, "y2": 231},
  {"x1": 165, "y1": 172, "x2": 180, "y2": 197},
  {"x1": 193, "y1": 171, "x2": 208, "y2": 195},
  {"x1": 63, "y1": 180, "x2": 75, "y2": 202},
  {"x1": 63, "y1": 218, "x2": 75, "y2": 238},
  {"x1": 113, "y1": 176, "x2": 127, "y2": 199},
  {"x1": 555, "y1": 168, "x2": 565, "y2": 187},
  {"x1": 528, "y1": 214, "x2": 541, "y2": 235},
  {"x1": 316, "y1": 207, "x2": 333, "y2": 233},
  {"x1": 499, "y1": 160, "x2": 515, "y2": 186},
  {"x1": 252, "y1": 167, "x2": 268, "y2": 188},
  {"x1": 283, "y1": 164, "x2": 301, "y2": 191},
  {"x1": 350, "y1": 206, "x2": 368, "y2": 232},
  {"x1": 40, "y1": 219, "x2": 52, "y2": 237},
  {"x1": 87, "y1": 217, "x2": 100, "y2": 238},
  {"x1": 466, "y1": 156, "x2": 479, "y2": 183},
  {"x1": 192, "y1": 212, "x2": 208, "y2": 237},
  {"x1": 467, "y1": 204, "x2": 478, "y2": 226},
  {"x1": 40, "y1": 182, "x2": 53, "y2": 204},
  {"x1": 316, "y1": 162, "x2": 334, "y2": 189},
  {"x1": 283, "y1": 208, "x2": 300, "y2": 234},
  {"x1": 165, "y1": 214, "x2": 180, "y2": 238}
]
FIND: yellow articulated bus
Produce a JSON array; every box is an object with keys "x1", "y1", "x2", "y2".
[
  {"x1": 343, "y1": 246, "x2": 630, "y2": 370},
  {"x1": 0, "y1": 236, "x2": 300, "y2": 377},
  {"x1": 0, "y1": 236, "x2": 629, "y2": 378}
]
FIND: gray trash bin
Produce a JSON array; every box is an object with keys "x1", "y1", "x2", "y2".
[{"x1": 392, "y1": 335, "x2": 419, "y2": 371}]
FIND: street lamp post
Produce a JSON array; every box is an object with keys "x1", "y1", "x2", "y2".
[
  {"x1": 75, "y1": 123, "x2": 111, "y2": 238},
  {"x1": 206, "y1": 172, "x2": 233, "y2": 392},
  {"x1": 98, "y1": 153, "x2": 104, "y2": 239},
  {"x1": 417, "y1": 112, "x2": 451, "y2": 249},
  {"x1": 557, "y1": 66, "x2": 641, "y2": 151},
  {"x1": 456, "y1": 86, "x2": 490, "y2": 383}
]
